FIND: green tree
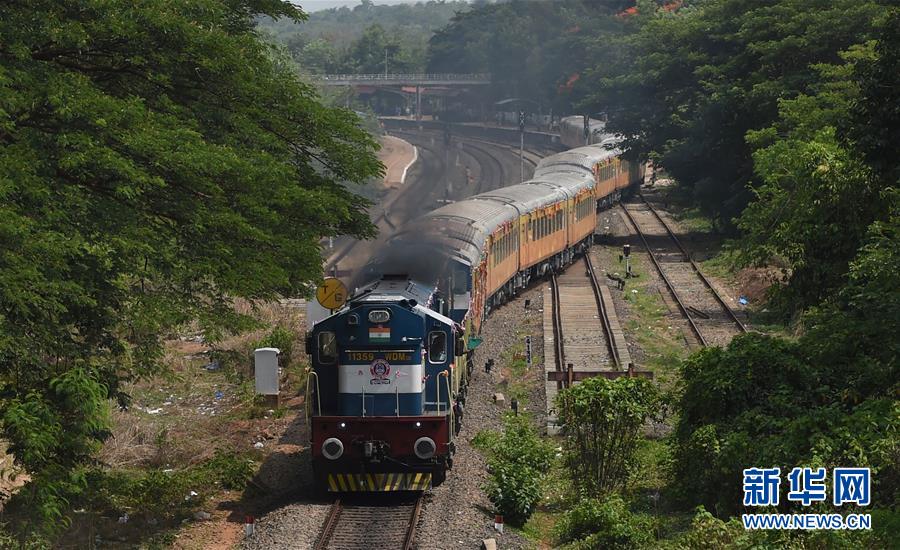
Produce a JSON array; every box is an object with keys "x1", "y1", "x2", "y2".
[
  {"x1": 557, "y1": 376, "x2": 661, "y2": 497},
  {"x1": 427, "y1": 1, "x2": 619, "y2": 107},
  {"x1": 0, "y1": 0, "x2": 380, "y2": 534},
  {"x1": 738, "y1": 8, "x2": 897, "y2": 311},
  {"x1": 843, "y1": 9, "x2": 900, "y2": 187},
  {"x1": 345, "y1": 24, "x2": 402, "y2": 74},
  {"x1": 297, "y1": 38, "x2": 343, "y2": 73},
  {"x1": 480, "y1": 414, "x2": 555, "y2": 526},
  {"x1": 580, "y1": 0, "x2": 883, "y2": 230}
]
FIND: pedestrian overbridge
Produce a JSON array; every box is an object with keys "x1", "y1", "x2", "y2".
[{"x1": 312, "y1": 74, "x2": 491, "y2": 86}]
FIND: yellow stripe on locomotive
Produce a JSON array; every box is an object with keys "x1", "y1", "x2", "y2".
[{"x1": 325, "y1": 473, "x2": 433, "y2": 492}]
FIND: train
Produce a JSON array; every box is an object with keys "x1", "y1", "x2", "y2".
[
  {"x1": 559, "y1": 115, "x2": 609, "y2": 149},
  {"x1": 306, "y1": 122, "x2": 644, "y2": 493}
]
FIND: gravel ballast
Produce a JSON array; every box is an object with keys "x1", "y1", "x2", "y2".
[{"x1": 417, "y1": 286, "x2": 546, "y2": 550}]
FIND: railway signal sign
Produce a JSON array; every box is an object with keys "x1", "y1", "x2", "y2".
[
  {"x1": 316, "y1": 277, "x2": 348, "y2": 311},
  {"x1": 518, "y1": 110, "x2": 526, "y2": 131}
]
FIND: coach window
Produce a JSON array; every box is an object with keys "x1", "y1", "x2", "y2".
[
  {"x1": 318, "y1": 331, "x2": 337, "y2": 364},
  {"x1": 428, "y1": 331, "x2": 447, "y2": 363}
]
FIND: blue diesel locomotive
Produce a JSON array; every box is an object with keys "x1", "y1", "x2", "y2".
[{"x1": 306, "y1": 276, "x2": 466, "y2": 493}]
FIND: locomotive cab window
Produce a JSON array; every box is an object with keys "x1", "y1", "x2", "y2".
[
  {"x1": 428, "y1": 331, "x2": 447, "y2": 363},
  {"x1": 318, "y1": 331, "x2": 337, "y2": 364}
]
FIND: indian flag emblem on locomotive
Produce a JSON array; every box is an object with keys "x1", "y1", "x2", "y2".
[{"x1": 369, "y1": 326, "x2": 390, "y2": 341}]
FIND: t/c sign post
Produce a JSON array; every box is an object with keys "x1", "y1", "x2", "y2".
[{"x1": 316, "y1": 277, "x2": 348, "y2": 313}]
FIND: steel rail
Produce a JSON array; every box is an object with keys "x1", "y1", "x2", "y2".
[
  {"x1": 402, "y1": 495, "x2": 424, "y2": 550},
  {"x1": 315, "y1": 499, "x2": 343, "y2": 550},
  {"x1": 620, "y1": 204, "x2": 708, "y2": 347},
  {"x1": 584, "y1": 254, "x2": 621, "y2": 369},
  {"x1": 460, "y1": 141, "x2": 505, "y2": 194},
  {"x1": 461, "y1": 136, "x2": 541, "y2": 169},
  {"x1": 550, "y1": 272, "x2": 566, "y2": 389},
  {"x1": 638, "y1": 195, "x2": 748, "y2": 334}
]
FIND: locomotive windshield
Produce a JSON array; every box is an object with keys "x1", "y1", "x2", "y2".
[
  {"x1": 318, "y1": 331, "x2": 337, "y2": 364},
  {"x1": 427, "y1": 331, "x2": 447, "y2": 363}
]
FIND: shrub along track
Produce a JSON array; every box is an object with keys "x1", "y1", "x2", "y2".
[{"x1": 619, "y1": 195, "x2": 747, "y2": 348}]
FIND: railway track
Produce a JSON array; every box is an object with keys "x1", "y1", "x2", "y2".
[
  {"x1": 460, "y1": 140, "x2": 505, "y2": 194},
  {"x1": 327, "y1": 130, "x2": 540, "y2": 282},
  {"x1": 315, "y1": 495, "x2": 423, "y2": 550},
  {"x1": 550, "y1": 255, "x2": 620, "y2": 388},
  {"x1": 620, "y1": 195, "x2": 747, "y2": 348},
  {"x1": 323, "y1": 136, "x2": 448, "y2": 279}
]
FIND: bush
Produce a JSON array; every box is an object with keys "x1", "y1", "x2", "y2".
[
  {"x1": 485, "y1": 459, "x2": 543, "y2": 526},
  {"x1": 672, "y1": 332, "x2": 900, "y2": 516},
  {"x1": 554, "y1": 496, "x2": 654, "y2": 549},
  {"x1": 203, "y1": 449, "x2": 255, "y2": 490},
  {"x1": 556, "y1": 376, "x2": 661, "y2": 497},
  {"x1": 256, "y1": 326, "x2": 294, "y2": 368},
  {"x1": 670, "y1": 507, "x2": 899, "y2": 550},
  {"x1": 482, "y1": 414, "x2": 554, "y2": 526},
  {"x1": 78, "y1": 450, "x2": 255, "y2": 522}
]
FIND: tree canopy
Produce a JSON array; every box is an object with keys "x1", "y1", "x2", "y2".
[
  {"x1": 0, "y1": 0, "x2": 380, "y2": 532},
  {"x1": 427, "y1": 0, "x2": 631, "y2": 109},
  {"x1": 257, "y1": 0, "x2": 469, "y2": 74},
  {"x1": 578, "y1": 0, "x2": 884, "y2": 231}
]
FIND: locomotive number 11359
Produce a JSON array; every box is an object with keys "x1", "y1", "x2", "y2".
[{"x1": 346, "y1": 351, "x2": 412, "y2": 362}]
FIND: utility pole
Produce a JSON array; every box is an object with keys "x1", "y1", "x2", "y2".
[
  {"x1": 384, "y1": 47, "x2": 388, "y2": 78},
  {"x1": 519, "y1": 109, "x2": 526, "y2": 181}
]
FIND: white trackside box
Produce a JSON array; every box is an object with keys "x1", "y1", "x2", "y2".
[{"x1": 254, "y1": 347, "x2": 281, "y2": 395}]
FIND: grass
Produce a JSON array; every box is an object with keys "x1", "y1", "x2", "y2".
[
  {"x1": 668, "y1": 205, "x2": 714, "y2": 234},
  {"x1": 519, "y1": 454, "x2": 571, "y2": 548},
  {"x1": 627, "y1": 439, "x2": 671, "y2": 508},
  {"x1": 498, "y1": 326, "x2": 534, "y2": 406},
  {"x1": 697, "y1": 247, "x2": 740, "y2": 283},
  {"x1": 52, "y1": 299, "x2": 311, "y2": 547},
  {"x1": 593, "y1": 246, "x2": 690, "y2": 385}
]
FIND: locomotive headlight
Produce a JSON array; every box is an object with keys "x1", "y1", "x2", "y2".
[
  {"x1": 368, "y1": 309, "x2": 391, "y2": 323},
  {"x1": 339, "y1": 422, "x2": 347, "y2": 429},
  {"x1": 415, "y1": 421, "x2": 422, "y2": 428},
  {"x1": 414, "y1": 437, "x2": 436, "y2": 460},
  {"x1": 322, "y1": 438, "x2": 344, "y2": 460}
]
